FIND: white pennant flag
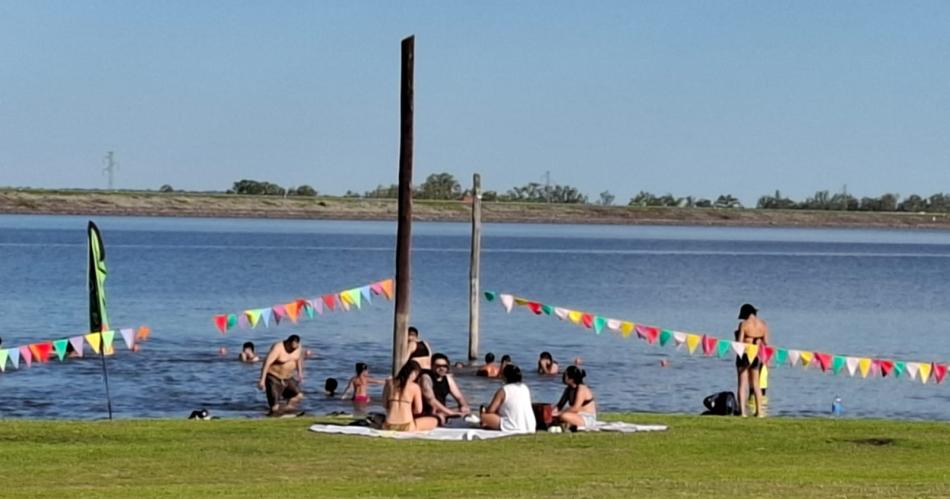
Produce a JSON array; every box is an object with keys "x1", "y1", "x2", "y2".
[
  {"x1": 906, "y1": 362, "x2": 919, "y2": 380},
  {"x1": 730, "y1": 341, "x2": 745, "y2": 357},
  {"x1": 673, "y1": 332, "x2": 687, "y2": 347},
  {"x1": 846, "y1": 357, "x2": 859, "y2": 377},
  {"x1": 606, "y1": 319, "x2": 621, "y2": 331},
  {"x1": 500, "y1": 294, "x2": 514, "y2": 313},
  {"x1": 787, "y1": 350, "x2": 801, "y2": 367},
  {"x1": 554, "y1": 307, "x2": 569, "y2": 320}
]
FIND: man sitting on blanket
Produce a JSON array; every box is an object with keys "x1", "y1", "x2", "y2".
[{"x1": 419, "y1": 353, "x2": 471, "y2": 425}]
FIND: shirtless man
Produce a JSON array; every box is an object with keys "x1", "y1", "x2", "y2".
[
  {"x1": 257, "y1": 334, "x2": 304, "y2": 415},
  {"x1": 736, "y1": 304, "x2": 770, "y2": 417}
]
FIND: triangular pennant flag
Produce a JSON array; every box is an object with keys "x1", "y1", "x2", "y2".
[
  {"x1": 226, "y1": 314, "x2": 238, "y2": 330},
  {"x1": 730, "y1": 341, "x2": 745, "y2": 357},
  {"x1": 879, "y1": 360, "x2": 894, "y2": 378},
  {"x1": 379, "y1": 279, "x2": 394, "y2": 300},
  {"x1": 744, "y1": 344, "x2": 759, "y2": 364},
  {"x1": 858, "y1": 358, "x2": 872, "y2": 378},
  {"x1": 759, "y1": 346, "x2": 775, "y2": 365},
  {"x1": 237, "y1": 313, "x2": 249, "y2": 329},
  {"x1": 832, "y1": 355, "x2": 846, "y2": 374},
  {"x1": 0, "y1": 349, "x2": 8, "y2": 371},
  {"x1": 773, "y1": 348, "x2": 788, "y2": 366},
  {"x1": 120, "y1": 329, "x2": 135, "y2": 350},
  {"x1": 500, "y1": 294, "x2": 514, "y2": 313},
  {"x1": 101, "y1": 330, "x2": 116, "y2": 354},
  {"x1": 284, "y1": 302, "x2": 300, "y2": 323},
  {"x1": 69, "y1": 336, "x2": 85, "y2": 357},
  {"x1": 527, "y1": 302, "x2": 543, "y2": 315},
  {"x1": 271, "y1": 306, "x2": 285, "y2": 324},
  {"x1": 300, "y1": 300, "x2": 314, "y2": 320},
  {"x1": 673, "y1": 332, "x2": 687, "y2": 346},
  {"x1": 800, "y1": 351, "x2": 814, "y2": 367},
  {"x1": 659, "y1": 330, "x2": 673, "y2": 346},
  {"x1": 19, "y1": 346, "x2": 32, "y2": 367},
  {"x1": 514, "y1": 297, "x2": 530, "y2": 307},
  {"x1": 581, "y1": 314, "x2": 594, "y2": 329},
  {"x1": 8, "y1": 348, "x2": 20, "y2": 369},
  {"x1": 846, "y1": 357, "x2": 859, "y2": 377},
  {"x1": 214, "y1": 315, "x2": 228, "y2": 334},
  {"x1": 716, "y1": 339, "x2": 731, "y2": 358},
  {"x1": 893, "y1": 361, "x2": 905, "y2": 378},
  {"x1": 593, "y1": 316, "x2": 606, "y2": 335},
  {"x1": 620, "y1": 322, "x2": 635, "y2": 338},
  {"x1": 259, "y1": 308, "x2": 272, "y2": 327},
  {"x1": 606, "y1": 319, "x2": 621, "y2": 331},
  {"x1": 918, "y1": 363, "x2": 932, "y2": 384},
  {"x1": 136, "y1": 326, "x2": 151, "y2": 342},
  {"x1": 702, "y1": 336, "x2": 717, "y2": 356},
  {"x1": 541, "y1": 304, "x2": 553, "y2": 316},
  {"x1": 246, "y1": 309, "x2": 262, "y2": 328},
  {"x1": 554, "y1": 308, "x2": 569, "y2": 321},
  {"x1": 933, "y1": 363, "x2": 947, "y2": 384},
  {"x1": 906, "y1": 362, "x2": 919, "y2": 380},
  {"x1": 322, "y1": 294, "x2": 337, "y2": 312},
  {"x1": 568, "y1": 311, "x2": 583, "y2": 324},
  {"x1": 338, "y1": 294, "x2": 350, "y2": 311},
  {"x1": 30, "y1": 342, "x2": 53, "y2": 363},
  {"x1": 788, "y1": 350, "x2": 801, "y2": 367},
  {"x1": 312, "y1": 299, "x2": 324, "y2": 315},
  {"x1": 348, "y1": 289, "x2": 362, "y2": 309},
  {"x1": 371, "y1": 282, "x2": 383, "y2": 296},
  {"x1": 85, "y1": 333, "x2": 102, "y2": 354},
  {"x1": 483, "y1": 291, "x2": 497, "y2": 302},
  {"x1": 635, "y1": 325, "x2": 659, "y2": 344},
  {"x1": 685, "y1": 334, "x2": 701, "y2": 354},
  {"x1": 360, "y1": 286, "x2": 373, "y2": 304},
  {"x1": 814, "y1": 352, "x2": 832, "y2": 372}
]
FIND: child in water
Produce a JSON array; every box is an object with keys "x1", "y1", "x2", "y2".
[{"x1": 340, "y1": 362, "x2": 384, "y2": 403}]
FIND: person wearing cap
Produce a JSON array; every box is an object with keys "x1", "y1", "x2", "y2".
[{"x1": 736, "y1": 303, "x2": 770, "y2": 417}]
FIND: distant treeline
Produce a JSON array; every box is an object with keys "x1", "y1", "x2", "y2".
[{"x1": 157, "y1": 175, "x2": 950, "y2": 213}]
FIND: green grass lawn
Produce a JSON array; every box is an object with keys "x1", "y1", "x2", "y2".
[{"x1": 1, "y1": 414, "x2": 948, "y2": 497}]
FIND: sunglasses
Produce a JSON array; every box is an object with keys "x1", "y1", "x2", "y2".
[{"x1": 434, "y1": 363, "x2": 449, "y2": 369}]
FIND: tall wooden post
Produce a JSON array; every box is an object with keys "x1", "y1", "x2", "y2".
[
  {"x1": 392, "y1": 35, "x2": 415, "y2": 375},
  {"x1": 468, "y1": 173, "x2": 482, "y2": 361}
]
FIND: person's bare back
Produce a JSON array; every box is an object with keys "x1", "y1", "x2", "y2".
[{"x1": 739, "y1": 316, "x2": 770, "y2": 345}]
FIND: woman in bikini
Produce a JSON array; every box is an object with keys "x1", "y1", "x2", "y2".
[
  {"x1": 552, "y1": 365, "x2": 597, "y2": 430},
  {"x1": 340, "y1": 362, "x2": 384, "y2": 404},
  {"x1": 736, "y1": 303, "x2": 770, "y2": 417},
  {"x1": 382, "y1": 360, "x2": 439, "y2": 432},
  {"x1": 407, "y1": 326, "x2": 432, "y2": 370}
]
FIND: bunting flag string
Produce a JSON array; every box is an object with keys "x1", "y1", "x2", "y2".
[
  {"x1": 212, "y1": 279, "x2": 394, "y2": 335},
  {"x1": 483, "y1": 290, "x2": 947, "y2": 386},
  {"x1": 0, "y1": 325, "x2": 150, "y2": 375}
]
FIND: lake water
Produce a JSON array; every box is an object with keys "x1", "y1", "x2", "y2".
[{"x1": 0, "y1": 214, "x2": 948, "y2": 420}]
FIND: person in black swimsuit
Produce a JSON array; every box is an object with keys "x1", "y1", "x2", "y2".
[
  {"x1": 418, "y1": 353, "x2": 470, "y2": 425},
  {"x1": 736, "y1": 303, "x2": 770, "y2": 417},
  {"x1": 407, "y1": 326, "x2": 432, "y2": 370}
]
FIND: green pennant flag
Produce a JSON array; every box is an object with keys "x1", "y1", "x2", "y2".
[
  {"x1": 0, "y1": 349, "x2": 8, "y2": 371},
  {"x1": 659, "y1": 329, "x2": 673, "y2": 346},
  {"x1": 773, "y1": 348, "x2": 788, "y2": 366},
  {"x1": 716, "y1": 340, "x2": 731, "y2": 358},
  {"x1": 541, "y1": 304, "x2": 553, "y2": 316},
  {"x1": 52, "y1": 339, "x2": 69, "y2": 361},
  {"x1": 484, "y1": 291, "x2": 497, "y2": 302},
  {"x1": 593, "y1": 316, "x2": 606, "y2": 335},
  {"x1": 832, "y1": 355, "x2": 846, "y2": 374},
  {"x1": 226, "y1": 314, "x2": 238, "y2": 330},
  {"x1": 894, "y1": 361, "x2": 906, "y2": 378}
]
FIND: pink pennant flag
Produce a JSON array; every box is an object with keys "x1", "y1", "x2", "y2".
[
  {"x1": 500, "y1": 294, "x2": 514, "y2": 313},
  {"x1": 69, "y1": 336, "x2": 85, "y2": 358},
  {"x1": 933, "y1": 363, "x2": 947, "y2": 384},
  {"x1": 120, "y1": 329, "x2": 135, "y2": 350},
  {"x1": 311, "y1": 299, "x2": 324, "y2": 315},
  {"x1": 370, "y1": 283, "x2": 383, "y2": 296},
  {"x1": 237, "y1": 313, "x2": 249, "y2": 329},
  {"x1": 635, "y1": 325, "x2": 659, "y2": 344},
  {"x1": 702, "y1": 336, "x2": 717, "y2": 356},
  {"x1": 19, "y1": 345, "x2": 32, "y2": 368}
]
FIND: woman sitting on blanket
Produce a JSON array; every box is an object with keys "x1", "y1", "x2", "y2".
[
  {"x1": 382, "y1": 360, "x2": 439, "y2": 432},
  {"x1": 552, "y1": 365, "x2": 597, "y2": 430},
  {"x1": 479, "y1": 364, "x2": 536, "y2": 433}
]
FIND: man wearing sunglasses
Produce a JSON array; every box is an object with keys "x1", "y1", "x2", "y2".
[{"x1": 419, "y1": 353, "x2": 471, "y2": 425}]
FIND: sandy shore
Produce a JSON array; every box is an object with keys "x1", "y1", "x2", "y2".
[{"x1": 2, "y1": 189, "x2": 950, "y2": 229}]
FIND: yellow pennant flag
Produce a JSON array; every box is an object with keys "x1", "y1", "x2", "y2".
[
  {"x1": 919, "y1": 363, "x2": 932, "y2": 384},
  {"x1": 745, "y1": 343, "x2": 759, "y2": 363},
  {"x1": 800, "y1": 351, "x2": 814, "y2": 367},
  {"x1": 245, "y1": 309, "x2": 261, "y2": 328},
  {"x1": 620, "y1": 322, "x2": 635, "y2": 337},
  {"x1": 686, "y1": 334, "x2": 702, "y2": 354},
  {"x1": 85, "y1": 333, "x2": 102, "y2": 354},
  {"x1": 858, "y1": 358, "x2": 872, "y2": 378},
  {"x1": 568, "y1": 311, "x2": 583, "y2": 324},
  {"x1": 514, "y1": 297, "x2": 530, "y2": 306}
]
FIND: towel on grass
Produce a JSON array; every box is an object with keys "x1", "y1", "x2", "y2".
[{"x1": 308, "y1": 421, "x2": 666, "y2": 441}]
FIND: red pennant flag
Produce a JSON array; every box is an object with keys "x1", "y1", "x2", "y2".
[
  {"x1": 581, "y1": 313, "x2": 593, "y2": 329},
  {"x1": 322, "y1": 294, "x2": 336, "y2": 311},
  {"x1": 635, "y1": 325, "x2": 659, "y2": 344},
  {"x1": 527, "y1": 302, "x2": 543, "y2": 315},
  {"x1": 879, "y1": 360, "x2": 894, "y2": 377},
  {"x1": 758, "y1": 346, "x2": 775, "y2": 365},
  {"x1": 815, "y1": 352, "x2": 833, "y2": 372},
  {"x1": 702, "y1": 336, "x2": 717, "y2": 356},
  {"x1": 934, "y1": 363, "x2": 947, "y2": 384},
  {"x1": 29, "y1": 342, "x2": 53, "y2": 363},
  {"x1": 213, "y1": 315, "x2": 228, "y2": 334}
]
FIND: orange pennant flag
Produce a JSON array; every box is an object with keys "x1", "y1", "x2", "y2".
[
  {"x1": 284, "y1": 302, "x2": 299, "y2": 323},
  {"x1": 136, "y1": 326, "x2": 152, "y2": 342},
  {"x1": 379, "y1": 279, "x2": 394, "y2": 300}
]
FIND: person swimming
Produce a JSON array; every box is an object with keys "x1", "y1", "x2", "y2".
[
  {"x1": 340, "y1": 362, "x2": 384, "y2": 403},
  {"x1": 736, "y1": 303, "x2": 770, "y2": 417},
  {"x1": 324, "y1": 378, "x2": 339, "y2": 397},
  {"x1": 537, "y1": 351, "x2": 560, "y2": 375},
  {"x1": 238, "y1": 342, "x2": 260, "y2": 363},
  {"x1": 476, "y1": 352, "x2": 499, "y2": 377}
]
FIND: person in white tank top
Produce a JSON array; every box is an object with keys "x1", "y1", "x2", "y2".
[{"x1": 479, "y1": 364, "x2": 536, "y2": 434}]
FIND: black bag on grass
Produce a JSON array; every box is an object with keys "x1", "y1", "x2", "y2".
[{"x1": 702, "y1": 391, "x2": 738, "y2": 416}]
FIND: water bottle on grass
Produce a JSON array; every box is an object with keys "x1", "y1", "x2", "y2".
[{"x1": 831, "y1": 395, "x2": 843, "y2": 416}]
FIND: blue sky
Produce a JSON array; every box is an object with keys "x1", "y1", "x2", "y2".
[{"x1": 1, "y1": 1, "x2": 948, "y2": 205}]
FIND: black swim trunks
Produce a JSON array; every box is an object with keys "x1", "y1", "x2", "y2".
[
  {"x1": 735, "y1": 354, "x2": 761, "y2": 369},
  {"x1": 265, "y1": 374, "x2": 301, "y2": 408}
]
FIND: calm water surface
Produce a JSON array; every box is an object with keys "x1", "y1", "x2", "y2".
[{"x1": 1, "y1": 215, "x2": 949, "y2": 420}]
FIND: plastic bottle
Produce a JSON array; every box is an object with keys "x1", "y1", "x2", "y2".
[{"x1": 831, "y1": 395, "x2": 843, "y2": 416}]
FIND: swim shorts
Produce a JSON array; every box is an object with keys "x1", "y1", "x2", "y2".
[{"x1": 266, "y1": 374, "x2": 301, "y2": 408}]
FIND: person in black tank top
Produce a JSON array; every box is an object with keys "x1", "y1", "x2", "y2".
[{"x1": 419, "y1": 353, "x2": 471, "y2": 425}]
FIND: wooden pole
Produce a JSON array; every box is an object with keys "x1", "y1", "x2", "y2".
[
  {"x1": 468, "y1": 173, "x2": 482, "y2": 361},
  {"x1": 392, "y1": 35, "x2": 414, "y2": 375}
]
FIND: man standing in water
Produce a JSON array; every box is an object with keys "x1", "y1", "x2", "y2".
[
  {"x1": 736, "y1": 304, "x2": 770, "y2": 418},
  {"x1": 258, "y1": 334, "x2": 304, "y2": 415}
]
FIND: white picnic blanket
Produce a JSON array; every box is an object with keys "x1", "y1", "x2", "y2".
[{"x1": 308, "y1": 421, "x2": 666, "y2": 441}]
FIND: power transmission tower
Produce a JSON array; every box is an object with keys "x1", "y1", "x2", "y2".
[{"x1": 103, "y1": 151, "x2": 118, "y2": 190}]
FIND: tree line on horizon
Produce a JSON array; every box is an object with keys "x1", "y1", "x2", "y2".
[{"x1": 160, "y1": 175, "x2": 950, "y2": 213}]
